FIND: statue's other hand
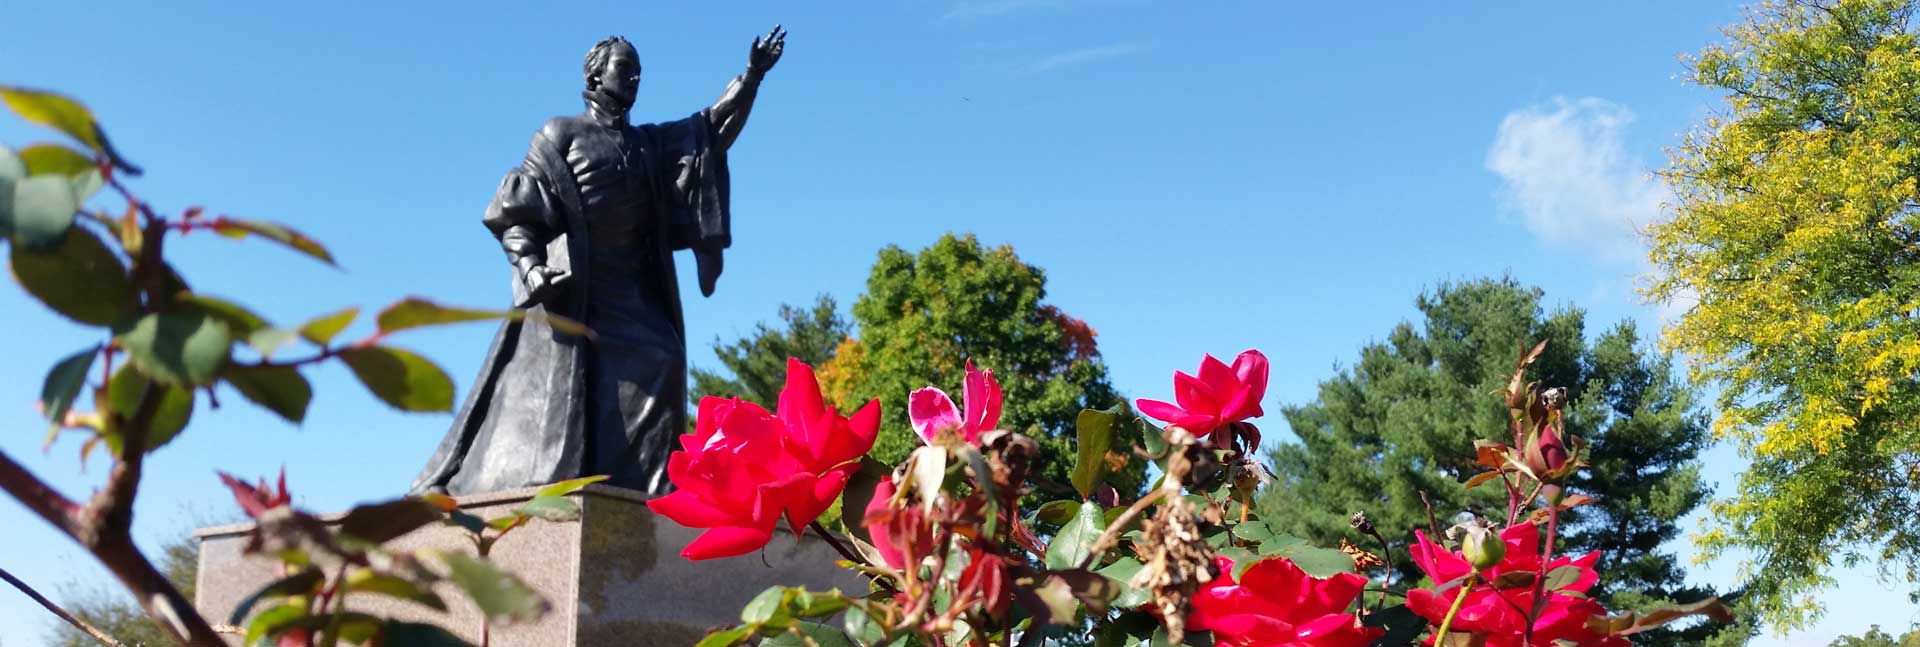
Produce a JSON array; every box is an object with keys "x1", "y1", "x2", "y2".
[
  {"x1": 748, "y1": 24, "x2": 785, "y2": 76},
  {"x1": 524, "y1": 265, "x2": 571, "y2": 304}
]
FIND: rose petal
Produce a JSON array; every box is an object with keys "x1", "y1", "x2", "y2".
[
  {"x1": 646, "y1": 491, "x2": 741, "y2": 528},
  {"x1": 909, "y1": 387, "x2": 962, "y2": 444},
  {"x1": 680, "y1": 525, "x2": 777, "y2": 560}
]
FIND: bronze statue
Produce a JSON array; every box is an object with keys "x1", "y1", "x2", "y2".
[{"x1": 413, "y1": 27, "x2": 786, "y2": 495}]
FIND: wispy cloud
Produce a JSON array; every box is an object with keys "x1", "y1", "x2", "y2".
[
  {"x1": 1487, "y1": 96, "x2": 1697, "y2": 322},
  {"x1": 1486, "y1": 96, "x2": 1665, "y2": 264},
  {"x1": 942, "y1": 0, "x2": 1072, "y2": 21},
  {"x1": 1021, "y1": 42, "x2": 1141, "y2": 74}
]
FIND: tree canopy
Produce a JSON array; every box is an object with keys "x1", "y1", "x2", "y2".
[
  {"x1": 813, "y1": 233, "x2": 1135, "y2": 495},
  {"x1": 1258, "y1": 277, "x2": 1730, "y2": 646},
  {"x1": 1645, "y1": 0, "x2": 1920, "y2": 629}
]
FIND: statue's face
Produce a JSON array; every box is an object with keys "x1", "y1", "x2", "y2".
[{"x1": 596, "y1": 43, "x2": 642, "y2": 111}]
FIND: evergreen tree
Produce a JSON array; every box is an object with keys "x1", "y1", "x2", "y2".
[
  {"x1": 1258, "y1": 277, "x2": 1727, "y2": 645},
  {"x1": 691, "y1": 294, "x2": 851, "y2": 407}
]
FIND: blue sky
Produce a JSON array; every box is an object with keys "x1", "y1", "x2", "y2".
[{"x1": 0, "y1": 1, "x2": 1911, "y2": 644}]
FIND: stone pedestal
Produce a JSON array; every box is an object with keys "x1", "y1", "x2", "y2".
[{"x1": 194, "y1": 484, "x2": 866, "y2": 647}]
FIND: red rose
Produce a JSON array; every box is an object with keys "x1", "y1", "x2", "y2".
[
  {"x1": 1190, "y1": 555, "x2": 1381, "y2": 647},
  {"x1": 649, "y1": 359, "x2": 879, "y2": 560},
  {"x1": 1137, "y1": 350, "x2": 1269, "y2": 436},
  {"x1": 1405, "y1": 525, "x2": 1625, "y2": 647},
  {"x1": 908, "y1": 359, "x2": 1003, "y2": 446}
]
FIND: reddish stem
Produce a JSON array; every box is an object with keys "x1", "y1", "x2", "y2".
[{"x1": 1521, "y1": 502, "x2": 1561, "y2": 645}]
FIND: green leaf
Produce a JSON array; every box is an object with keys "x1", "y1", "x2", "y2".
[
  {"x1": 843, "y1": 605, "x2": 883, "y2": 646},
  {"x1": 741, "y1": 586, "x2": 789, "y2": 625},
  {"x1": 533, "y1": 474, "x2": 610, "y2": 498},
  {"x1": 376, "y1": 297, "x2": 516, "y2": 334},
  {"x1": 345, "y1": 571, "x2": 446, "y2": 612},
  {"x1": 695, "y1": 626, "x2": 755, "y2": 647},
  {"x1": 244, "y1": 603, "x2": 307, "y2": 646},
  {"x1": 1363, "y1": 605, "x2": 1426, "y2": 647},
  {"x1": 376, "y1": 622, "x2": 472, "y2": 647},
  {"x1": 328, "y1": 613, "x2": 387, "y2": 645},
  {"x1": 117, "y1": 311, "x2": 233, "y2": 386},
  {"x1": 1032, "y1": 500, "x2": 1081, "y2": 526},
  {"x1": 1232, "y1": 519, "x2": 1277, "y2": 545},
  {"x1": 39, "y1": 345, "x2": 97, "y2": 426},
  {"x1": 211, "y1": 217, "x2": 336, "y2": 265},
  {"x1": 177, "y1": 292, "x2": 269, "y2": 336},
  {"x1": 836, "y1": 457, "x2": 891, "y2": 544},
  {"x1": 444, "y1": 510, "x2": 489, "y2": 535},
  {"x1": 247, "y1": 327, "x2": 298, "y2": 358},
  {"x1": 789, "y1": 589, "x2": 851, "y2": 618},
  {"x1": 18, "y1": 144, "x2": 101, "y2": 204},
  {"x1": 0, "y1": 87, "x2": 102, "y2": 150},
  {"x1": 1027, "y1": 576, "x2": 1082, "y2": 625},
  {"x1": 1071, "y1": 406, "x2": 1118, "y2": 498},
  {"x1": 222, "y1": 364, "x2": 312, "y2": 423},
  {"x1": 338, "y1": 498, "x2": 442, "y2": 544},
  {"x1": 1139, "y1": 418, "x2": 1169, "y2": 459},
  {"x1": 102, "y1": 365, "x2": 193, "y2": 454},
  {"x1": 1095, "y1": 557, "x2": 1149, "y2": 608},
  {"x1": 512, "y1": 495, "x2": 581, "y2": 522},
  {"x1": 229, "y1": 568, "x2": 324, "y2": 624},
  {"x1": 1541, "y1": 565, "x2": 1582, "y2": 591},
  {"x1": 298, "y1": 306, "x2": 359, "y2": 346},
  {"x1": 339, "y1": 346, "x2": 455, "y2": 412},
  {"x1": 1045, "y1": 500, "x2": 1106, "y2": 569},
  {"x1": 9, "y1": 174, "x2": 77, "y2": 249},
  {"x1": 436, "y1": 551, "x2": 548, "y2": 624},
  {"x1": 766, "y1": 622, "x2": 857, "y2": 647},
  {"x1": 1258, "y1": 537, "x2": 1355, "y2": 578},
  {"x1": 18, "y1": 143, "x2": 94, "y2": 176},
  {"x1": 11, "y1": 225, "x2": 134, "y2": 327}
]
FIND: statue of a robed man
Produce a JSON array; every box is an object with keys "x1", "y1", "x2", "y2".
[{"x1": 413, "y1": 28, "x2": 786, "y2": 496}]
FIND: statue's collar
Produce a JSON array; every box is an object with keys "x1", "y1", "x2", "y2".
[{"x1": 582, "y1": 89, "x2": 630, "y2": 129}]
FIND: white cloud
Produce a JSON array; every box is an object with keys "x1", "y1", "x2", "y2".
[
  {"x1": 1021, "y1": 42, "x2": 1140, "y2": 74},
  {"x1": 1486, "y1": 97, "x2": 1666, "y2": 264}
]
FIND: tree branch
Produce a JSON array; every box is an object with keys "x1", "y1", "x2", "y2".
[
  {"x1": 0, "y1": 448, "x2": 224, "y2": 646},
  {"x1": 0, "y1": 565, "x2": 133, "y2": 647}
]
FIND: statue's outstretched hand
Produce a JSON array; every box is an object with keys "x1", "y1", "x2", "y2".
[{"x1": 748, "y1": 24, "x2": 785, "y2": 77}]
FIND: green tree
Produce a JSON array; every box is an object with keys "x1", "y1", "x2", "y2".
[
  {"x1": 1829, "y1": 625, "x2": 1920, "y2": 647},
  {"x1": 817, "y1": 233, "x2": 1136, "y2": 495},
  {"x1": 691, "y1": 294, "x2": 851, "y2": 406},
  {"x1": 49, "y1": 534, "x2": 197, "y2": 647},
  {"x1": 1644, "y1": 0, "x2": 1920, "y2": 629},
  {"x1": 1258, "y1": 277, "x2": 1728, "y2": 645}
]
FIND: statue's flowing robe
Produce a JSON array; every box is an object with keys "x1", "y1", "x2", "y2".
[{"x1": 411, "y1": 109, "x2": 729, "y2": 496}]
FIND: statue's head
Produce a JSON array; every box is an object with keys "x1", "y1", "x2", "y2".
[{"x1": 584, "y1": 36, "x2": 640, "y2": 112}]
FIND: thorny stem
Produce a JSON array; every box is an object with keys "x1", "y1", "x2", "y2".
[
  {"x1": 1358, "y1": 526, "x2": 1395, "y2": 611},
  {"x1": 1433, "y1": 573, "x2": 1475, "y2": 644},
  {"x1": 1521, "y1": 503, "x2": 1562, "y2": 645},
  {"x1": 810, "y1": 520, "x2": 869, "y2": 567},
  {"x1": 0, "y1": 565, "x2": 133, "y2": 647}
]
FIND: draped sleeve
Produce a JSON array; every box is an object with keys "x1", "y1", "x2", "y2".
[
  {"x1": 485, "y1": 126, "x2": 570, "y2": 307},
  {"x1": 646, "y1": 109, "x2": 732, "y2": 296}
]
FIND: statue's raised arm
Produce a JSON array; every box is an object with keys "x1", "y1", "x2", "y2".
[{"x1": 710, "y1": 25, "x2": 784, "y2": 151}]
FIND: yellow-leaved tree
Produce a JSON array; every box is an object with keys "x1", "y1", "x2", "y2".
[{"x1": 1646, "y1": 0, "x2": 1920, "y2": 631}]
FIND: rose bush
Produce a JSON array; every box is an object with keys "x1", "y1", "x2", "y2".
[{"x1": 667, "y1": 345, "x2": 1732, "y2": 647}]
